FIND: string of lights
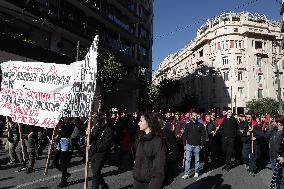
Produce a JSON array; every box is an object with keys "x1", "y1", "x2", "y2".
[{"x1": 153, "y1": 0, "x2": 261, "y2": 40}]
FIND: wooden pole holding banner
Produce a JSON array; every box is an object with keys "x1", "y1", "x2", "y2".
[
  {"x1": 6, "y1": 117, "x2": 10, "y2": 140},
  {"x1": 18, "y1": 123, "x2": 26, "y2": 162},
  {"x1": 44, "y1": 125, "x2": 58, "y2": 175},
  {"x1": 84, "y1": 114, "x2": 93, "y2": 189},
  {"x1": 251, "y1": 132, "x2": 254, "y2": 154}
]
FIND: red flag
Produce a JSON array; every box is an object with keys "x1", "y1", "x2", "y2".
[
  {"x1": 201, "y1": 113, "x2": 206, "y2": 125},
  {"x1": 252, "y1": 119, "x2": 258, "y2": 127},
  {"x1": 262, "y1": 114, "x2": 271, "y2": 130},
  {"x1": 217, "y1": 117, "x2": 225, "y2": 126}
]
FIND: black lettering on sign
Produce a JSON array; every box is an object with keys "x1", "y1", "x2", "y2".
[
  {"x1": 33, "y1": 101, "x2": 43, "y2": 110},
  {"x1": 8, "y1": 80, "x2": 14, "y2": 89},
  {"x1": 2, "y1": 95, "x2": 12, "y2": 103},
  {"x1": 24, "y1": 99, "x2": 34, "y2": 109},
  {"x1": 3, "y1": 72, "x2": 15, "y2": 80}
]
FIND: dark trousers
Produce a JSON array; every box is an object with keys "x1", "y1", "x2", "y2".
[
  {"x1": 38, "y1": 131, "x2": 49, "y2": 157},
  {"x1": 91, "y1": 152, "x2": 108, "y2": 189},
  {"x1": 242, "y1": 143, "x2": 259, "y2": 173},
  {"x1": 209, "y1": 134, "x2": 222, "y2": 163},
  {"x1": 16, "y1": 137, "x2": 36, "y2": 168},
  {"x1": 71, "y1": 136, "x2": 85, "y2": 159},
  {"x1": 235, "y1": 136, "x2": 242, "y2": 164},
  {"x1": 222, "y1": 137, "x2": 235, "y2": 166},
  {"x1": 53, "y1": 150, "x2": 70, "y2": 179},
  {"x1": 202, "y1": 141, "x2": 210, "y2": 165},
  {"x1": 133, "y1": 179, "x2": 149, "y2": 189}
]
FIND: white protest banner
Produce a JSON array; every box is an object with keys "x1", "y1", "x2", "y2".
[
  {"x1": 0, "y1": 36, "x2": 98, "y2": 128},
  {"x1": 60, "y1": 36, "x2": 98, "y2": 118}
]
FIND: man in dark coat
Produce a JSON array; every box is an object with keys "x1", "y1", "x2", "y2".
[
  {"x1": 239, "y1": 112, "x2": 261, "y2": 176},
  {"x1": 220, "y1": 109, "x2": 238, "y2": 171},
  {"x1": 90, "y1": 113, "x2": 113, "y2": 189}
]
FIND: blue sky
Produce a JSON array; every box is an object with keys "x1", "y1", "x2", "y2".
[{"x1": 152, "y1": 0, "x2": 282, "y2": 70}]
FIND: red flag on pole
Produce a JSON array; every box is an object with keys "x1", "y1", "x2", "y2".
[
  {"x1": 262, "y1": 114, "x2": 271, "y2": 130},
  {"x1": 216, "y1": 117, "x2": 225, "y2": 126}
]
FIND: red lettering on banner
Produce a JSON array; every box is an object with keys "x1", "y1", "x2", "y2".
[
  {"x1": 26, "y1": 91, "x2": 52, "y2": 102},
  {"x1": 27, "y1": 91, "x2": 33, "y2": 99},
  {"x1": 29, "y1": 117, "x2": 39, "y2": 125},
  {"x1": 1, "y1": 103, "x2": 11, "y2": 109},
  {"x1": 47, "y1": 65, "x2": 58, "y2": 76},
  {"x1": 15, "y1": 107, "x2": 29, "y2": 116},
  {"x1": 41, "y1": 118, "x2": 56, "y2": 127},
  {"x1": 20, "y1": 116, "x2": 27, "y2": 124},
  {"x1": 11, "y1": 66, "x2": 20, "y2": 73},
  {"x1": 54, "y1": 93, "x2": 67, "y2": 103},
  {"x1": 11, "y1": 114, "x2": 17, "y2": 122},
  {"x1": 29, "y1": 110, "x2": 39, "y2": 117}
]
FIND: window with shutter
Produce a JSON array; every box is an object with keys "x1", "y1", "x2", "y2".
[{"x1": 230, "y1": 40, "x2": 234, "y2": 48}]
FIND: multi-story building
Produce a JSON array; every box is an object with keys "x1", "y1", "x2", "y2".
[
  {"x1": 0, "y1": 0, "x2": 153, "y2": 112},
  {"x1": 153, "y1": 12, "x2": 284, "y2": 114}
]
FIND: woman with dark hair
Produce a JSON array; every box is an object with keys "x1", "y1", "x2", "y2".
[{"x1": 133, "y1": 113, "x2": 166, "y2": 189}]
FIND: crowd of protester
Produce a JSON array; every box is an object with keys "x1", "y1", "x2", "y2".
[{"x1": 0, "y1": 108, "x2": 284, "y2": 189}]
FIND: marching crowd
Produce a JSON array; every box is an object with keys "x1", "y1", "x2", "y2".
[{"x1": 0, "y1": 108, "x2": 284, "y2": 189}]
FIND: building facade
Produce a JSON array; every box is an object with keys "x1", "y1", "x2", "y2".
[
  {"x1": 0, "y1": 0, "x2": 153, "y2": 112},
  {"x1": 153, "y1": 12, "x2": 284, "y2": 114}
]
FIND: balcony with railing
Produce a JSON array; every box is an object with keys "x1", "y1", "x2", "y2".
[{"x1": 254, "y1": 48, "x2": 268, "y2": 57}]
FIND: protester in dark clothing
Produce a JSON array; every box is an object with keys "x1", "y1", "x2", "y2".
[
  {"x1": 156, "y1": 113, "x2": 179, "y2": 187},
  {"x1": 70, "y1": 119, "x2": 85, "y2": 162},
  {"x1": 235, "y1": 115, "x2": 244, "y2": 166},
  {"x1": 53, "y1": 118, "x2": 74, "y2": 188},
  {"x1": 202, "y1": 115, "x2": 212, "y2": 168},
  {"x1": 133, "y1": 113, "x2": 166, "y2": 189},
  {"x1": 257, "y1": 117, "x2": 284, "y2": 189},
  {"x1": 208, "y1": 114, "x2": 222, "y2": 164},
  {"x1": 0, "y1": 116, "x2": 4, "y2": 137},
  {"x1": 182, "y1": 112, "x2": 205, "y2": 179},
  {"x1": 90, "y1": 113, "x2": 113, "y2": 189},
  {"x1": 239, "y1": 113, "x2": 261, "y2": 176},
  {"x1": 37, "y1": 127, "x2": 51, "y2": 158},
  {"x1": 25, "y1": 124, "x2": 38, "y2": 173},
  {"x1": 221, "y1": 109, "x2": 238, "y2": 171},
  {"x1": 252, "y1": 117, "x2": 284, "y2": 172},
  {"x1": 5, "y1": 118, "x2": 19, "y2": 165}
]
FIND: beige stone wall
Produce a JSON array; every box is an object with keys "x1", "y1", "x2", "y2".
[{"x1": 153, "y1": 12, "x2": 284, "y2": 113}]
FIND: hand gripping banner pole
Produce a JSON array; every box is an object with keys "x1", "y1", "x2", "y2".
[
  {"x1": 44, "y1": 125, "x2": 58, "y2": 175},
  {"x1": 251, "y1": 132, "x2": 254, "y2": 154},
  {"x1": 84, "y1": 114, "x2": 93, "y2": 189},
  {"x1": 18, "y1": 123, "x2": 26, "y2": 162},
  {"x1": 6, "y1": 117, "x2": 10, "y2": 141}
]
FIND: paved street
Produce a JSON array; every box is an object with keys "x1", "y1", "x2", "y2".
[{"x1": 0, "y1": 144, "x2": 272, "y2": 189}]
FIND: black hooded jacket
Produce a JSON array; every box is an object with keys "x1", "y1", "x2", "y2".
[
  {"x1": 91, "y1": 122, "x2": 113, "y2": 153},
  {"x1": 253, "y1": 128, "x2": 284, "y2": 159},
  {"x1": 133, "y1": 132, "x2": 166, "y2": 189}
]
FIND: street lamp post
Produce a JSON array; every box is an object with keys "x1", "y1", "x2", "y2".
[
  {"x1": 275, "y1": 62, "x2": 283, "y2": 113},
  {"x1": 273, "y1": 41, "x2": 283, "y2": 114}
]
